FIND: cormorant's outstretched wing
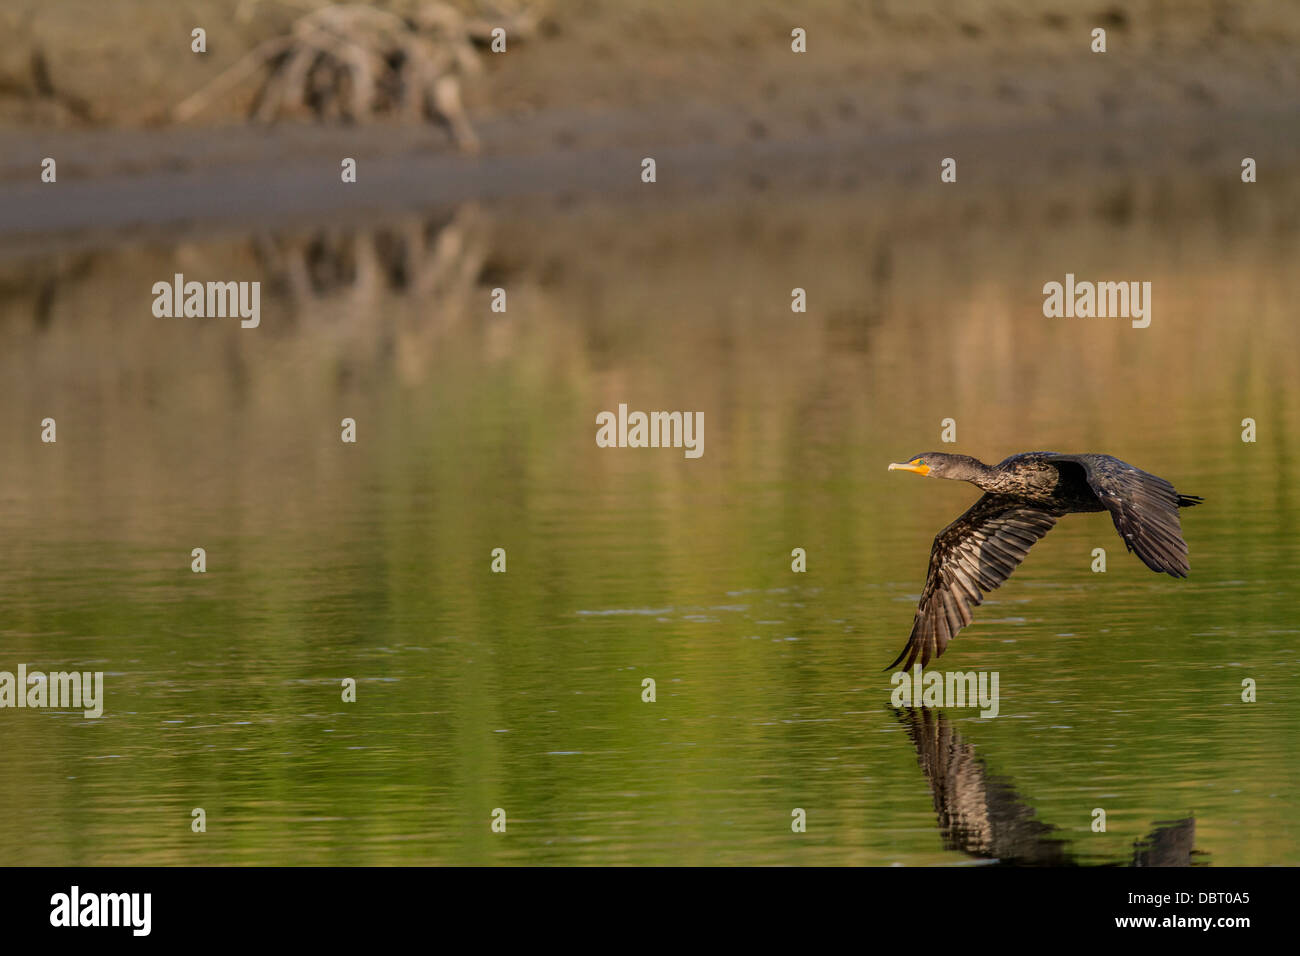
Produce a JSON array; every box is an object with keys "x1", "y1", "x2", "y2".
[
  {"x1": 1050, "y1": 454, "x2": 1195, "y2": 577},
  {"x1": 887, "y1": 494, "x2": 1060, "y2": 671}
]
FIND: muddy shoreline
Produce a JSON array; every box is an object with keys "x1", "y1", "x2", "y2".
[
  {"x1": 1, "y1": 1, "x2": 1297, "y2": 253},
  {"x1": 1, "y1": 103, "x2": 1296, "y2": 260}
]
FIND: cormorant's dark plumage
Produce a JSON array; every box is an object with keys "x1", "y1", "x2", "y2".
[{"x1": 885, "y1": 452, "x2": 1202, "y2": 671}]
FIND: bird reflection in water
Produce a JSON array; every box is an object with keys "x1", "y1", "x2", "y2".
[{"x1": 895, "y1": 707, "x2": 1206, "y2": 866}]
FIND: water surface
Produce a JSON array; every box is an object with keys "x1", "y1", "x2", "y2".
[{"x1": 1, "y1": 165, "x2": 1297, "y2": 865}]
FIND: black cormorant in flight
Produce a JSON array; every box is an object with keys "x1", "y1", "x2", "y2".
[{"x1": 886, "y1": 452, "x2": 1202, "y2": 670}]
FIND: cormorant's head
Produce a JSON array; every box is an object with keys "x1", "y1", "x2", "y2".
[{"x1": 888, "y1": 453, "x2": 986, "y2": 480}]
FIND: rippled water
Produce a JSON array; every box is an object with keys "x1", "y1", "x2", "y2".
[{"x1": 0, "y1": 165, "x2": 1297, "y2": 865}]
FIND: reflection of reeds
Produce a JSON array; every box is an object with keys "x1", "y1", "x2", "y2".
[
  {"x1": 3, "y1": 168, "x2": 1298, "y2": 401},
  {"x1": 250, "y1": 204, "x2": 491, "y2": 381}
]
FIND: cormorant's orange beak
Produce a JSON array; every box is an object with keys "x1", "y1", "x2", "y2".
[{"x1": 888, "y1": 460, "x2": 930, "y2": 476}]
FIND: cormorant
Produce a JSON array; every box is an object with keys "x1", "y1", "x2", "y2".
[{"x1": 885, "y1": 452, "x2": 1202, "y2": 670}]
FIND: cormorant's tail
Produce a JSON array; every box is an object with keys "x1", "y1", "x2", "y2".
[{"x1": 1177, "y1": 493, "x2": 1204, "y2": 508}]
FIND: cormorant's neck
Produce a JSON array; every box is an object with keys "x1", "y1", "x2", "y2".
[{"x1": 965, "y1": 459, "x2": 998, "y2": 491}]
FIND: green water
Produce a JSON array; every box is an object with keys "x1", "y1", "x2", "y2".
[{"x1": 0, "y1": 169, "x2": 1297, "y2": 865}]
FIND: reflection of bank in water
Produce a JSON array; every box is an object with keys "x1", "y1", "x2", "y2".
[
  {"x1": 1, "y1": 163, "x2": 1296, "y2": 434},
  {"x1": 252, "y1": 204, "x2": 512, "y2": 381},
  {"x1": 896, "y1": 707, "x2": 1206, "y2": 867},
  {"x1": 0, "y1": 203, "x2": 518, "y2": 400}
]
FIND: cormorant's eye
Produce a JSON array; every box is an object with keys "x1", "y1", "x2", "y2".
[{"x1": 915, "y1": 458, "x2": 926, "y2": 466}]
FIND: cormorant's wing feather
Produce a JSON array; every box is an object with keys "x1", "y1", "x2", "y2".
[
  {"x1": 1051, "y1": 454, "x2": 1192, "y2": 577},
  {"x1": 887, "y1": 494, "x2": 1060, "y2": 671}
]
